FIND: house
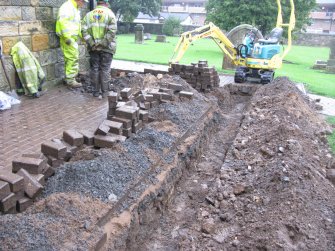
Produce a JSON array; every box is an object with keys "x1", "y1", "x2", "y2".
[
  {"x1": 161, "y1": 0, "x2": 207, "y2": 26},
  {"x1": 306, "y1": 0, "x2": 335, "y2": 34},
  {"x1": 133, "y1": 12, "x2": 194, "y2": 26}
]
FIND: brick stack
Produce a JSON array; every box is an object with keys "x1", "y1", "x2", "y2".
[{"x1": 169, "y1": 60, "x2": 220, "y2": 92}]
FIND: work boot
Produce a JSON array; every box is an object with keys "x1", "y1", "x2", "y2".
[
  {"x1": 67, "y1": 80, "x2": 82, "y2": 88},
  {"x1": 93, "y1": 92, "x2": 100, "y2": 97},
  {"x1": 101, "y1": 91, "x2": 108, "y2": 98}
]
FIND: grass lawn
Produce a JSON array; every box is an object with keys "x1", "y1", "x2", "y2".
[
  {"x1": 114, "y1": 34, "x2": 335, "y2": 98},
  {"x1": 327, "y1": 116, "x2": 335, "y2": 153}
]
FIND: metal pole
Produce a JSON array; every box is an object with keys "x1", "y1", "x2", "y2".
[{"x1": 89, "y1": 0, "x2": 94, "y2": 11}]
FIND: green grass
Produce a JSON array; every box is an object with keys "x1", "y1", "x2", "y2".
[
  {"x1": 114, "y1": 34, "x2": 334, "y2": 97},
  {"x1": 326, "y1": 116, "x2": 335, "y2": 153}
]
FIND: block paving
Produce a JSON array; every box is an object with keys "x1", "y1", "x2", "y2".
[{"x1": 0, "y1": 86, "x2": 108, "y2": 171}]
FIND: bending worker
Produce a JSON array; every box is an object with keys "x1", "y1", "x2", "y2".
[
  {"x1": 56, "y1": 0, "x2": 88, "y2": 88},
  {"x1": 82, "y1": 0, "x2": 117, "y2": 98}
]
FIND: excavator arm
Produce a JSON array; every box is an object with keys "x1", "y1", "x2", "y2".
[{"x1": 170, "y1": 22, "x2": 240, "y2": 65}]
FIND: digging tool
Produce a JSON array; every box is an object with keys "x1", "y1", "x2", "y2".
[{"x1": 0, "y1": 40, "x2": 19, "y2": 99}]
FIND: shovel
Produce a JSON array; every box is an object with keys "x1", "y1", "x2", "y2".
[{"x1": 0, "y1": 40, "x2": 19, "y2": 99}]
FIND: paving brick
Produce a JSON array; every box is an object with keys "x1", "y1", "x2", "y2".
[
  {"x1": 95, "y1": 123, "x2": 110, "y2": 136},
  {"x1": 144, "y1": 94, "x2": 154, "y2": 102},
  {"x1": 132, "y1": 120, "x2": 143, "y2": 133},
  {"x1": 168, "y1": 83, "x2": 183, "y2": 91},
  {"x1": 17, "y1": 197, "x2": 33, "y2": 213},
  {"x1": 41, "y1": 141, "x2": 67, "y2": 159},
  {"x1": 42, "y1": 164, "x2": 55, "y2": 179},
  {"x1": 139, "y1": 110, "x2": 149, "y2": 122},
  {"x1": 139, "y1": 102, "x2": 150, "y2": 110},
  {"x1": 115, "y1": 106, "x2": 138, "y2": 120},
  {"x1": 108, "y1": 91, "x2": 119, "y2": 102},
  {"x1": 122, "y1": 128, "x2": 133, "y2": 138},
  {"x1": 31, "y1": 174, "x2": 45, "y2": 186},
  {"x1": 79, "y1": 130, "x2": 95, "y2": 146},
  {"x1": 15, "y1": 190, "x2": 25, "y2": 201},
  {"x1": 103, "y1": 120, "x2": 123, "y2": 135},
  {"x1": 110, "y1": 117, "x2": 132, "y2": 129},
  {"x1": 150, "y1": 100, "x2": 159, "y2": 108},
  {"x1": 0, "y1": 180, "x2": 11, "y2": 201},
  {"x1": 12, "y1": 156, "x2": 46, "y2": 174},
  {"x1": 179, "y1": 91, "x2": 194, "y2": 99},
  {"x1": 46, "y1": 155, "x2": 64, "y2": 168},
  {"x1": 94, "y1": 135, "x2": 118, "y2": 148},
  {"x1": 0, "y1": 170, "x2": 24, "y2": 193},
  {"x1": 17, "y1": 169, "x2": 43, "y2": 199},
  {"x1": 0, "y1": 193, "x2": 16, "y2": 213},
  {"x1": 63, "y1": 129, "x2": 84, "y2": 147},
  {"x1": 120, "y1": 88, "x2": 132, "y2": 99}
]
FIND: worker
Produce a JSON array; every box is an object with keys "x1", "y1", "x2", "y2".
[
  {"x1": 11, "y1": 42, "x2": 45, "y2": 98},
  {"x1": 81, "y1": 0, "x2": 117, "y2": 98},
  {"x1": 56, "y1": 0, "x2": 88, "y2": 88}
]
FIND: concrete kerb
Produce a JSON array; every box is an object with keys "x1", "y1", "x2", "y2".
[{"x1": 87, "y1": 104, "x2": 217, "y2": 250}]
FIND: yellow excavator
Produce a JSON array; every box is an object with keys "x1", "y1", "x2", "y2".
[{"x1": 170, "y1": 0, "x2": 295, "y2": 84}]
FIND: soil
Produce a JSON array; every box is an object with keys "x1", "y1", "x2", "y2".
[{"x1": 0, "y1": 74, "x2": 335, "y2": 251}]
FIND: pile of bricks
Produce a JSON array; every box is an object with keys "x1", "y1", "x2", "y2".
[
  {"x1": 168, "y1": 60, "x2": 220, "y2": 92},
  {"x1": 106, "y1": 86, "x2": 194, "y2": 138}
]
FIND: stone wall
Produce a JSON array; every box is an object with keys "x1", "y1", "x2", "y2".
[
  {"x1": 0, "y1": 0, "x2": 90, "y2": 92},
  {"x1": 294, "y1": 32, "x2": 335, "y2": 47}
]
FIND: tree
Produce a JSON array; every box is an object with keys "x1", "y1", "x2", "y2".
[
  {"x1": 206, "y1": 0, "x2": 316, "y2": 36},
  {"x1": 162, "y1": 17, "x2": 182, "y2": 36},
  {"x1": 110, "y1": 0, "x2": 161, "y2": 22}
]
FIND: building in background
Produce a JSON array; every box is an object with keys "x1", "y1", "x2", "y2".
[
  {"x1": 161, "y1": 0, "x2": 207, "y2": 26},
  {"x1": 307, "y1": 0, "x2": 335, "y2": 34}
]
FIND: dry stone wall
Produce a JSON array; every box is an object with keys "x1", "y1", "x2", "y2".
[{"x1": 0, "y1": 0, "x2": 90, "y2": 92}]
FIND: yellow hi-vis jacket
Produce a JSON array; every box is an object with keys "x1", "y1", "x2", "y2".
[
  {"x1": 10, "y1": 42, "x2": 45, "y2": 95},
  {"x1": 82, "y1": 5, "x2": 117, "y2": 54},
  {"x1": 56, "y1": 0, "x2": 81, "y2": 40}
]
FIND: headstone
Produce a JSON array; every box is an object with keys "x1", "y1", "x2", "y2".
[
  {"x1": 327, "y1": 39, "x2": 335, "y2": 73},
  {"x1": 155, "y1": 35, "x2": 166, "y2": 43},
  {"x1": 135, "y1": 24, "x2": 144, "y2": 44}
]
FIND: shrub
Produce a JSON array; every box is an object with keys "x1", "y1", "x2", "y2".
[{"x1": 162, "y1": 17, "x2": 182, "y2": 36}]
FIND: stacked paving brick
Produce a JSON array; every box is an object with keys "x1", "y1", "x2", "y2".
[
  {"x1": 0, "y1": 1, "x2": 90, "y2": 91},
  {"x1": 168, "y1": 60, "x2": 220, "y2": 92}
]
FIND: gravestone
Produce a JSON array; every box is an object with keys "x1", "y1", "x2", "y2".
[
  {"x1": 134, "y1": 24, "x2": 144, "y2": 44},
  {"x1": 327, "y1": 39, "x2": 335, "y2": 73},
  {"x1": 155, "y1": 35, "x2": 166, "y2": 43}
]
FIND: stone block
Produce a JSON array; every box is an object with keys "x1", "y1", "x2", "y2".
[
  {"x1": 115, "y1": 106, "x2": 138, "y2": 120},
  {"x1": 41, "y1": 141, "x2": 67, "y2": 159},
  {"x1": 46, "y1": 63, "x2": 56, "y2": 80},
  {"x1": 12, "y1": 0, "x2": 31, "y2": 5},
  {"x1": 1, "y1": 36, "x2": 19, "y2": 55},
  {"x1": 17, "y1": 169, "x2": 43, "y2": 199},
  {"x1": 55, "y1": 62, "x2": 65, "y2": 78},
  {"x1": 63, "y1": 129, "x2": 84, "y2": 147},
  {"x1": 144, "y1": 94, "x2": 154, "y2": 102},
  {"x1": 122, "y1": 128, "x2": 132, "y2": 138},
  {"x1": 48, "y1": 32, "x2": 60, "y2": 49},
  {"x1": 80, "y1": 130, "x2": 95, "y2": 146},
  {"x1": 32, "y1": 34, "x2": 49, "y2": 51},
  {"x1": 39, "y1": 0, "x2": 65, "y2": 8},
  {"x1": 0, "y1": 171, "x2": 24, "y2": 193},
  {"x1": 19, "y1": 21, "x2": 47, "y2": 35},
  {"x1": 31, "y1": 174, "x2": 45, "y2": 186},
  {"x1": 0, "y1": 193, "x2": 16, "y2": 213},
  {"x1": 22, "y1": 7, "x2": 36, "y2": 21},
  {"x1": 0, "y1": 181, "x2": 10, "y2": 201},
  {"x1": 0, "y1": 21, "x2": 19, "y2": 37},
  {"x1": 46, "y1": 155, "x2": 64, "y2": 168},
  {"x1": 0, "y1": 6, "x2": 21, "y2": 21},
  {"x1": 155, "y1": 35, "x2": 166, "y2": 43},
  {"x1": 168, "y1": 83, "x2": 183, "y2": 91},
  {"x1": 17, "y1": 197, "x2": 33, "y2": 213},
  {"x1": 36, "y1": 7, "x2": 53, "y2": 20},
  {"x1": 132, "y1": 120, "x2": 143, "y2": 133},
  {"x1": 0, "y1": 0, "x2": 11, "y2": 5},
  {"x1": 139, "y1": 110, "x2": 149, "y2": 122},
  {"x1": 12, "y1": 156, "x2": 46, "y2": 174}
]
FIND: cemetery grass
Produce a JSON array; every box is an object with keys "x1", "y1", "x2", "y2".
[{"x1": 114, "y1": 34, "x2": 334, "y2": 98}]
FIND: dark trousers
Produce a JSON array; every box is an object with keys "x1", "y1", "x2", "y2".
[{"x1": 89, "y1": 51, "x2": 113, "y2": 94}]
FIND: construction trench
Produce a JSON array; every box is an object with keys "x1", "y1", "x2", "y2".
[{"x1": 1, "y1": 69, "x2": 335, "y2": 250}]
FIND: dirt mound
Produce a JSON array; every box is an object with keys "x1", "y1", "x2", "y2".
[
  {"x1": 140, "y1": 77, "x2": 335, "y2": 251},
  {"x1": 0, "y1": 193, "x2": 110, "y2": 250}
]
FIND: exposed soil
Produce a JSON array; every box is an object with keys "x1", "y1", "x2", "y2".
[
  {"x1": 0, "y1": 74, "x2": 334, "y2": 251},
  {"x1": 138, "y1": 77, "x2": 335, "y2": 251}
]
